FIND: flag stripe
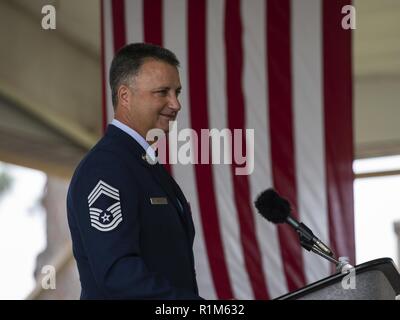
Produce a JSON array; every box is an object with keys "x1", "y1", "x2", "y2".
[
  {"x1": 102, "y1": 0, "x2": 115, "y2": 130},
  {"x1": 125, "y1": 0, "x2": 143, "y2": 43},
  {"x1": 100, "y1": 0, "x2": 107, "y2": 132},
  {"x1": 224, "y1": 0, "x2": 269, "y2": 299},
  {"x1": 163, "y1": 0, "x2": 217, "y2": 299},
  {"x1": 291, "y1": 0, "x2": 330, "y2": 283},
  {"x1": 266, "y1": 0, "x2": 306, "y2": 291},
  {"x1": 323, "y1": 0, "x2": 355, "y2": 263},
  {"x1": 111, "y1": 0, "x2": 127, "y2": 52},
  {"x1": 242, "y1": 0, "x2": 288, "y2": 298},
  {"x1": 143, "y1": 0, "x2": 163, "y2": 45},
  {"x1": 207, "y1": 0, "x2": 253, "y2": 299},
  {"x1": 188, "y1": 0, "x2": 234, "y2": 299}
]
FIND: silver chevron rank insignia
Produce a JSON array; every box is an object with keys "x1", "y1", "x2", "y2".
[{"x1": 87, "y1": 180, "x2": 122, "y2": 232}]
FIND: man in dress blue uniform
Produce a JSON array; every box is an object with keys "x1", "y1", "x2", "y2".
[{"x1": 67, "y1": 43, "x2": 202, "y2": 299}]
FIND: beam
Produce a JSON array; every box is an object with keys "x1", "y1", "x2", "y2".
[
  {"x1": 0, "y1": 149, "x2": 75, "y2": 180},
  {"x1": 0, "y1": 81, "x2": 98, "y2": 151},
  {"x1": 355, "y1": 169, "x2": 400, "y2": 179}
]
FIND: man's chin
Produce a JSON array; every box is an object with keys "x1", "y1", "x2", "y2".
[
  {"x1": 157, "y1": 120, "x2": 175, "y2": 132},
  {"x1": 148, "y1": 125, "x2": 168, "y2": 136}
]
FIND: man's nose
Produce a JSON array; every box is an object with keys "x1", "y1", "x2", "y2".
[{"x1": 168, "y1": 94, "x2": 181, "y2": 111}]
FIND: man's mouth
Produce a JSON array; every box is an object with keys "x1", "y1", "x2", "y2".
[{"x1": 160, "y1": 113, "x2": 176, "y2": 120}]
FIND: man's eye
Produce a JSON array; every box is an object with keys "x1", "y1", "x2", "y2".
[
  {"x1": 176, "y1": 90, "x2": 181, "y2": 97},
  {"x1": 156, "y1": 90, "x2": 168, "y2": 96}
]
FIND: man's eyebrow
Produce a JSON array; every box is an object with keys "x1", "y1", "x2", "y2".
[
  {"x1": 152, "y1": 86, "x2": 182, "y2": 91},
  {"x1": 152, "y1": 86, "x2": 170, "y2": 91}
]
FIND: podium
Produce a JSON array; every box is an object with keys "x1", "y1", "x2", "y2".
[{"x1": 277, "y1": 258, "x2": 400, "y2": 300}]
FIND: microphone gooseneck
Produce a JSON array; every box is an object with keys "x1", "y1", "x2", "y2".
[{"x1": 254, "y1": 188, "x2": 351, "y2": 272}]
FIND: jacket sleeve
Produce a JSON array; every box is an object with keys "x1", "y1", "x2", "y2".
[{"x1": 69, "y1": 150, "x2": 202, "y2": 299}]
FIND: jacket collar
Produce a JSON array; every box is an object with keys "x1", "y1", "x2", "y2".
[{"x1": 106, "y1": 124, "x2": 152, "y2": 161}]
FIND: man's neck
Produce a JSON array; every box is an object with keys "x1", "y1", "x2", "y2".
[{"x1": 114, "y1": 114, "x2": 147, "y2": 141}]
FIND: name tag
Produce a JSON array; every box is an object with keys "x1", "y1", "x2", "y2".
[{"x1": 150, "y1": 197, "x2": 168, "y2": 205}]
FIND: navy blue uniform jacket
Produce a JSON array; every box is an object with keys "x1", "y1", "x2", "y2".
[{"x1": 67, "y1": 125, "x2": 201, "y2": 299}]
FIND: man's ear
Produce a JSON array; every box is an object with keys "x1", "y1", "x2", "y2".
[{"x1": 117, "y1": 84, "x2": 131, "y2": 109}]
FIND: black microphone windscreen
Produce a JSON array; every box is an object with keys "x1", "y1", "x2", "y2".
[{"x1": 254, "y1": 188, "x2": 291, "y2": 223}]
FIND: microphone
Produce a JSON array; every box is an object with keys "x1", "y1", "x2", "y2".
[{"x1": 254, "y1": 188, "x2": 334, "y2": 257}]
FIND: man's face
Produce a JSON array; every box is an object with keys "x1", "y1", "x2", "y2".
[{"x1": 124, "y1": 59, "x2": 181, "y2": 138}]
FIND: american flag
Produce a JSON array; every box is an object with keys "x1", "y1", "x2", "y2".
[{"x1": 101, "y1": 0, "x2": 355, "y2": 299}]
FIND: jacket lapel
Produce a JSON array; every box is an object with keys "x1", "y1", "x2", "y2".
[{"x1": 150, "y1": 163, "x2": 182, "y2": 214}]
